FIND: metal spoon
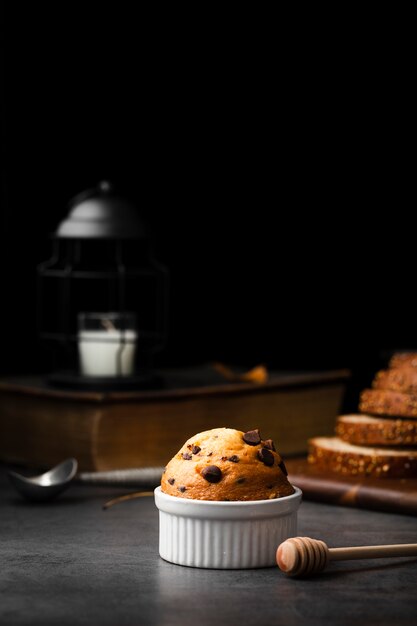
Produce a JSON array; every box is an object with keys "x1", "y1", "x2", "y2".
[{"x1": 7, "y1": 458, "x2": 164, "y2": 502}]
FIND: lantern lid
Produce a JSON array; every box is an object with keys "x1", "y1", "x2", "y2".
[{"x1": 55, "y1": 181, "x2": 148, "y2": 239}]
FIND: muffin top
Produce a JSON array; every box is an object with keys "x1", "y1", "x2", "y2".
[{"x1": 161, "y1": 427, "x2": 294, "y2": 501}]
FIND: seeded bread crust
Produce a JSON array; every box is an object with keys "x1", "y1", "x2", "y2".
[
  {"x1": 389, "y1": 353, "x2": 417, "y2": 369},
  {"x1": 373, "y1": 368, "x2": 417, "y2": 393},
  {"x1": 308, "y1": 436, "x2": 417, "y2": 478},
  {"x1": 161, "y1": 427, "x2": 294, "y2": 501},
  {"x1": 359, "y1": 389, "x2": 417, "y2": 419},
  {"x1": 336, "y1": 414, "x2": 417, "y2": 446}
]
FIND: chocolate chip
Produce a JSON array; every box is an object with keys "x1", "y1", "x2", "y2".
[
  {"x1": 192, "y1": 445, "x2": 201, "y2": 455},
  {"x1": 236, "y1": 477, "x2": 246, "y2": 484},
  {"x1": 178, "y1": 486, "x2": 187, "y2": 493},
  {"x1": 207, "y1": 452, "x2": 213, "y2": 456},
  {"x1": 258, "y1": 447, "x2": 274, "y2": 467},
  {"x1": 243, "y1": 429, "x2": 261, "y2": 446},
  {"x1": 182, "y1": 452, "x2": 192, "y2": 460},
  {"x1": 168, "y1": 478, "x2": 175, "y2": 485},
  {"x1": 201, "y1": 465, "x2": 223, "y2": 483},
  {"x1": 228, "y1": 455, "x2": 239, "y2": 463},
  {"x1": 221, "y1": 456, "x2": 228, "y2": 461},
  {"x1": 279, "y1": 459, "x2": 288, "y2": 476},
  {"x1": 264, "y1": 439, "x2": 276, "y2": 452}
]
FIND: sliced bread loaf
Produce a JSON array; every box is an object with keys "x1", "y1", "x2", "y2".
[
  {"x1": 336, "y1": 414, "x2": 417, "y2": 446},
  {"x1": 373, "y1": 368, "x2": 417, "y2": 393},
  {"x1": 308, "y1": 436, "x2": 417, "y2": 478},
  {"x1": 359, "y1": 389, "x2": 417, "y2": 419},
  {"x1": 389, "y1": 352, "x2": 417, "y2": 369}
]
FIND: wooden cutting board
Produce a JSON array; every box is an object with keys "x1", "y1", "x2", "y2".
[{"x1": 286, "y1": 458, "x2": 417, "y2": 516}]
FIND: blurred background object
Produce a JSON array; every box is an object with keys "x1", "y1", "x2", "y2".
[{"x1": 36, "y1": 181, "x2": 168, "y2": 389}]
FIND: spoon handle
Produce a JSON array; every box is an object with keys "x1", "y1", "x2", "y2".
[{"x1": 76, "y1": 467, "x2": 164, "y2": 487}]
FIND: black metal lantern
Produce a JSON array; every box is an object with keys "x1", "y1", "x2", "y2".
[{"x1": 37, "y1": 181, "x2": 169, "y2": 389}]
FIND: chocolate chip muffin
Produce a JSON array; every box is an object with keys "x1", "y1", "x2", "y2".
[{"x1": 161, "y1": 427, "x2": 294, "y2": 501}]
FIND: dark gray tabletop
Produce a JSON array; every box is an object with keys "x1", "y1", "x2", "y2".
[{"x1": 1, "y1": 468, "x2": 417, "y2": 626}]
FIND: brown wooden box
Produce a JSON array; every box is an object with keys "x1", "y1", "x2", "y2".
[{"x1": 0, "y1": 367, "x2": 350, "y2": 470}]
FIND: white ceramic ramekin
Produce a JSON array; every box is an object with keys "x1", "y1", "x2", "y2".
[{"x1": 154, "y1": 486, "x2": 302, "y2": 569}]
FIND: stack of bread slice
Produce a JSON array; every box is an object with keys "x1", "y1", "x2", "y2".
[{"x1": 308, "y1": 352, "x2": 417, "y2": 478}]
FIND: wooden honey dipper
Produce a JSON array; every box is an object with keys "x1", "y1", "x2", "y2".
[{"x1": 276, "y1": 536, "x2": 417, "y2": 577}]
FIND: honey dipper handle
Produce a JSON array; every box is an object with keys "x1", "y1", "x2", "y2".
[{"x1": 329, "y1": 544, "x2": 417, "y2": 561}]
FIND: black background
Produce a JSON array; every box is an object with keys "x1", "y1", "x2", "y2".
[{"x1": 1, "y1": 7, "x2": 414, "y2": 407}]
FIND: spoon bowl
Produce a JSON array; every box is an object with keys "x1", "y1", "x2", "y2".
[
  {"x1": 8, "y1": 458, "x2": 78, "y2": 502},
  {"x1": 7, "y1": 460, "x2": 163, "y2": 502}
]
